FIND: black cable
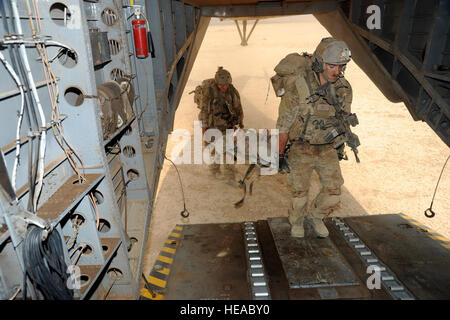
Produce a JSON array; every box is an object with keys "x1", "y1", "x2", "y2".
[
  {"x1": 22, "y1": 226, "x2": 74, "y2": 300},
  {"x1": 22, "y1": 265, "x2": 27, "y2": 300},
  {"x1": 164, "y1": 155, "x2": 190, "y2": 218},
  {"x1": 425, "y1": 154, "x2": 449, "y2": 218}
]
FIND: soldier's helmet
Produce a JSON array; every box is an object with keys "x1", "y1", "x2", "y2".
[
  {"x1": 215, "y1": 66, "x2": 232, "y2": 85},
  {"x1": 312, "y1": 37, "x2": 351, "y2": 73}
]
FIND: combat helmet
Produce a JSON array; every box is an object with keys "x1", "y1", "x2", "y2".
[
  {"x1": 215, "y1": 66, "x2": 232, "y2": 85},
  {"x1": 311, "y1": 37, "x2": 351, "y2": 73}
]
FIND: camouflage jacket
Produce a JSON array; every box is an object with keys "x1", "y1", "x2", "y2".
[
  {"x1": 275, "y1": 53, "x2": 352, "y2": 145},
  {"x1": 198, "y1": 82, "x2": 244, "y2": 131}
]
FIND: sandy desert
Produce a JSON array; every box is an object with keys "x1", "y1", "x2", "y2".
[{"x1": 142, "y1": 15, "x2": 450, "y2": 277}]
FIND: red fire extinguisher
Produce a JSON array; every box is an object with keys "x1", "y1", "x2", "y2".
[{"x1": 132, "y1": 17, "x2": 148, "y2": 58}]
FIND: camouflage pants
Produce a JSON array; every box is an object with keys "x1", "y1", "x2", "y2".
[
  {"x1": 287, "y1": 141, "x2": 344, "y2": 226},
  {"x1": 209, "y1": 162, "x2": 236, "y2": 178},
  {"x1": 206, "y1": 127, "x2": 236, "y2": 179}
]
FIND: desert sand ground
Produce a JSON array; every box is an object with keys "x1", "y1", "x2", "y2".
[{"x1": 142, "y1": 15, "x2": 450, "y2": 277}]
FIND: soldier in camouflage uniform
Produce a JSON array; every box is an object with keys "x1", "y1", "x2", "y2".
[
  {"x1": 198, "y1": 67, "x2": 244, "y2": 185},
  {"x1": 275, "y1": 37, "x2": 354, "y2": 238}
]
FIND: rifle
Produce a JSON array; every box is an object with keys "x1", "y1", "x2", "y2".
[{"x1": 323, "y1": 82, "x2": 361, "y2": 163}]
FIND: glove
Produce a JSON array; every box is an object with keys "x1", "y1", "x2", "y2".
[
  {"x1": 336, "y1": 144, "x2": 348, "y2": 161},
  {"x1": 278, "y1": 153, "x2": 290, "y2": 174}
]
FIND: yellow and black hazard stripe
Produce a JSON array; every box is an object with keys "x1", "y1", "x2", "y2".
[
  {"x1": 399, "y1": 213, "x2": 450, "y2": 250},
  {"x1": 140, "y1": 225, "x2": 183, "y2": 300}
]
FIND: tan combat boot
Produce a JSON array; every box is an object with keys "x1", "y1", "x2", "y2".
[
  {"x1": 309, "y1": 218, "x2": 329, "y2": 238},
  {"x1": 291, "y1": 222, "x2": 304, "y2": 238}
]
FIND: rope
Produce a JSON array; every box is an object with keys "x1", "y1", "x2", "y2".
[{"x1": 164, "y1": 155, "x2": 190, "y2": 218}]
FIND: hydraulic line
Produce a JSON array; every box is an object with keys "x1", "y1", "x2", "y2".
[{"x1": 11, "y1": 0, "x2": 47, "y2": 212}]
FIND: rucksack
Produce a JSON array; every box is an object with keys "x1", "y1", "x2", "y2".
[
  {"x1": 189, "y1": 78, "x2": 216, "y2": 109},
  {"x1": 271, "y1": 52, "x2": 312, "y2": 97}
]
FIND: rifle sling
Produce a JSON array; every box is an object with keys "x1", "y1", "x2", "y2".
[{"x1": 234, "y1": 164, "x2": 256, "y2": 208}]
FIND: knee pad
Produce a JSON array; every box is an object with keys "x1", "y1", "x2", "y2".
[
  {"x1": 326, "y1": 187, "x2": 341, "y2": 196},
  {"x1": 310, "y1": 193, "x2": 340, "y2": 219}
]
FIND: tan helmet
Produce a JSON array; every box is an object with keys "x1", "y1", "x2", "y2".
[
  {"x1": 312, "y1": 37, "x2": 351, "y2": 73},
  {"x1": 215, "y1": 66, "x2": 232, "y2": 85}
]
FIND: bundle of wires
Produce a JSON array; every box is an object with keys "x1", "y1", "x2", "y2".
[
  {"x1": 26, "y1": 0, "x2": 86, "y2": 186},
  {"x1": 22, "y1": 225, "x2": 74, "y2": 300},
  {"x1": 0, "y1": 0, "x2": 41, "y2": 212},
  {"x1": 0, "y1": 0, "x2": 86, "y2": 212}
]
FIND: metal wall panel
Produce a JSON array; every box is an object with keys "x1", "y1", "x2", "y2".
[{"x1": 0, "y1": 0, "x2": 156, "y2": 299}]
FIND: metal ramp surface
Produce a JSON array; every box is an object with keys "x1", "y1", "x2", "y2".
[
  {"x1": 268, "y1": 217, "x2": 360, "y2": 289},
  {"x1": 141, "y1": 214, "x2": 450, "y2": 300}
]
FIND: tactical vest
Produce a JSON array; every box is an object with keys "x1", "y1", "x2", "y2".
[
  {"x1": 206, "y1": 84, "x2": 240, "y2": 130},
  {"x1": 297, "y1": 67, "x2": 339, "y2": 145},
  {"x1": 277, "y1": 55, "x2": 348, "y2": 145}
]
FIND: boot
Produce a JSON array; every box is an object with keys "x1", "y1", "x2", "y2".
[
  {"x1": 309, "y1": 218, "x2": 329, "y2": 238},
  {"x1": 290, "y1": 222, "x2": 304, "y2": 238}
]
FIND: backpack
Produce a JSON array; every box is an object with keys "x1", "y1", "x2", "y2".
[
  {"x1": 271, "y1": 52, "x2": 312, "y2": 97},
  {"x1": 189, "y1": 78, "x2": 216, "y2": 109}
]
